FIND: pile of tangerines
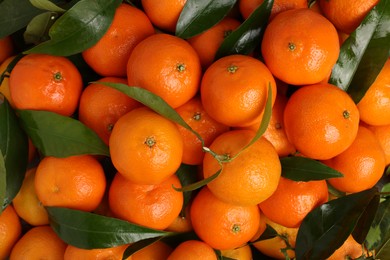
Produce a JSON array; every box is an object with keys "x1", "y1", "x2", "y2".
[{"x1": 0, "y1": 0, "x2": 389, "y2": 259}]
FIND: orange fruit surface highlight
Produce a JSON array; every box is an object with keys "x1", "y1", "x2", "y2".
[
  {"x1": 187, "y1": 17, "x2": 241, "y2": 69},
  {"x1": 9, "y1": 225, "x2": 67, "y2": 260},
  {"x1": 109, "y1": 106, "x2": 184, "y2": 185},
  {"x1": 12, "y1": 167, "x2": 49, "y2": 226},
  {"x1": 34, "y1": 155, "x2": 106, "y2": 212},
  {"x1": 141, "y1": 0, "x2": 186, "y2": 32},
  {"x1": 127, "y1": 33, "x2": 201, "y2": 109},
  {"x1": 203, "y1": 130, "x2": 281, "y2": 206},
  {"x1": 9, "y1": 54, "x2": 82, "y2": 116},
  {"x1": 283, "y1": 83, "x2": 360, "y2": 160},
  {"x1": 190, "y1": 187, "x2": 260, "y2": 250},
  {"x1": 82, "y1": 4, "x2": 154, "y2": 77},
  {"x1": 325, "y1": 126, "x2": 386, "y2": 193},
  {"x1": 259, "y1": 177, "x2": 329, "y2": 228},
  {"x1": 357, "y1": 58, "x2": 390, "y2": 126},
  {"x1": 200, "y1": 54, "x2": 276, "y2": 127},
  {"x1": 109, "y1": 173, "x2": 183, "y2": 230},
  {"x1": 0, "y1": 205, "x2": 21, "y2": 260},
  {"x1": 261, "y1": 8, "x2": 339, "y2": 85},
  {"x1": 319, "y1": 0, "x2": 379, "y2": 34},
  {"x1": 175, "y1": 96, "x2": 229, "y2": 165},
  {"x1": 167, "y1": 240, "x2": 217, "y2": 260},
  {"x1": 78, "y1": 77, "x2": 141, "y2": 145}
]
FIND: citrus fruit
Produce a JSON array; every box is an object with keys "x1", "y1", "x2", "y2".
[
  {"x1": 327, "y1": 235, "x2": 366, "y2": 260},
  {"x1": 78, "y1": 77, "x2": 141, "y2": 145},
  {"x1": 82, "y1": 3, "x2": 154, "y2": 77},
  {"x1": 9, "y1": 225, "x2": 67, "y2": 260},
  {"x1": 141, "y1": 0, "x2": 186, "y2": 32},
  {"x1": 239, "y1": 0, "x2": 308, "y2": 20},
  {"x1": 174, "y1": 96, "x2": 229, "y2": 165},
  {"x1": 259, "y1": 177, "x2": 329, "y2": 228},
  {"x1": 220, "y1": 244, "x2": 253, "y2": 260},
  {"x1": 200, "y1": 54, "x2": 276, "y2": 127},
  {"x1": 261, "y1": 8, "x2": 339, "y2": 85},
  {"x1": 187, "y1": 17, "x2": 241, "y2": 69},
  {"x1": 190, "y1": 186, "x2": 260, "y2": 250},
  {"x1": 357, "y1": 58, "x2": 390, "y2": 126},
  {"x1": 35, "y1": 155, "x2": 106, "y2": 212},
  {"x1": 9, "y1": 53, "x2": 82, "y2": 116},
  {"x1": 366, "y1": 123, "x2": 390, "y2": 166},
  {"x1": 319, "y1": 0, "x2": 379, "y2": 34},
  {"x1": 108, "y1": 173, "x2": 183, "y2": 230},
  {"x1": 203, "y1": 129, "x2": 281, "y2": 206},
  {"x1": 64, "y1": 244, "x2": 129, "y2": 260},
  {"x1": 0, "y1": 36, "x2": 13, "y2": 64},
  {"x1": 131, "y1": 241, "x2": 173, "y2": 260},
  {"x1": 109, "y1": 106, "x2": 184, "y2": 184},
  {"x1": 12, "y1": 167, "x2": 49, "y2": 226},
  {"x1": 283, "y1": 83, "x2": 360, "y2": 160},
  {"x1": 127, "y1": 33, "x2": 201, "y2": 108},
  {"x1": 0, "y1": 56, "x2": 15, "y2": 107},
  {"x1": 0, "y1": 205, "x2": 21, "y2": 260},
  {"x1": 167, "y1": 240, "x2": 217, "y2": 260},
  {"x1": 325, "y1": 126, "x2": 386, "y2": 193}
]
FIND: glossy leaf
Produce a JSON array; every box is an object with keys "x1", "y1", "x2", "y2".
[
  {"x1": 100, "y1": 82, "x2": 204, "y2": 144},
  {"x1": 47, "y1": 207, "x2": 169, "y2": 249},
  {"x1": 122, "y1": 237, "x2": 162, "y2": 259},
  {"x1": 215, "y1": 0, "x2": 273, "y2": 59},
  {"x1": 24, "y1": 12, "x2": 58, "y2": 45},
  {"x1": 0, "y1": 0, "x2": 43, "y2": 38},
  {"x1": 29, "y1": 0, "x2": 66, "y2": 12},
  {"x1": 0, "y1": 99, "x2": 28, "y2": 210},
  {"x1": 18, "y1": 110, "x2": 109, "y2": 157},
  {"x1": 281, "y1": 156, "x2": 343, "y2": 182},
  {"x1": 365, "y1": 198, "x2": 390, "y2": 252},
  {"x1": 0, "y1": 151, "x2": 6, "y2": 212},
  {"x1": 329, "y1": 0, "x2": 390, "y2": 103},
  {"x1": 176, "y1": 0, "x2": 237, "y2": 39},
  {"x1": 295, "y1": 187, "x2": 379, "y2": 260},
  {"x1": 26, "y1": 0, "x2": 122, "y2": 56}
]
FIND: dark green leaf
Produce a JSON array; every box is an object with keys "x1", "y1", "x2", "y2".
[
  {"x1": 122, "y1": 237, "x2": 162, "y2": 259},
  {"x1": 329, "y1": 0, "x2": 390, "y2": 103},
  {"x1": 47, "y1": 207, "x2": 170, "y2": 249},
  {"x1": 0, "y1": 0, "x2": 43, "y2": 38},
  {"x1": 0, "y1": 99, "x2": 28, "y2": 210},
  {"x1": 18, "y1": 110, "x2": 109, "y2": 157},
  {"x1": 281, "y1": 156, "x2": 343, "y2": 182},
  {"x1": 295, "y1": 187, "x2": 379, "y2": 260},
  {"x1": 215, "y1": 0, "x2": 273, "y2": 59},
  {"x1": 365, "y1": 198, "x2": 390, "y2": 252},
  {"x1": 30, "y1": 0, "x2": 66, "y2": 12},
  {"x1": 26, "y1": 0, "x2": 122, "y2": 56},
  {"x1": 175, "y1": 164, "x2": 198, "y2": 213},
  {"x1": 174, "y1": 168, "x2": 222, "y2": 193},
  {"x1": 0, "y1": 151, "x2": 6, "y2": 212},
  {"x1": 176, "y1": 0, "x2": 237, "y2": 39},
  {"x1": 250, "y1": 224, "x2": 278, "y2": 243},
  {"x1": 0, "y1": 55, "x2": 24, "y2": 86},
  {"x1": 377, "y1": 238, "x2": 390, "y2": 259},
  {"x1": 100, "y1": 82, "x2": 204, "y2": 144},
  {"x1": 24, "y1": 12, "x2": 58, "y2": 45},
  {"x1": 352, "y1": 193, "x2": 380, "y2": 243}
]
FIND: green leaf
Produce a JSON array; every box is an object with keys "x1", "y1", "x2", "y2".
[
  {"x1": 175, "y1": 0, "x2": 237, "y2": 39},
  {"x1": 377, "y1": 238, "x2": 390, "y2": 259},
  {"x1": 175, "y1": 164, "x2": 198, "y2": 213},
  {"x1": 24, "y1": 12, "x2": 58, "y2": 45},
  {"x1": 26, "y1": 0, "x2": 122, "y2": 56},
  {"x1": 47, "y1": 207, "x2": 170, "y2": 249},
  {"x1": 174, "y1": 168, "x2": 222, "y2": 193},
  {"x1": 29, "y1": 0, "x2": 66, "y2": 12},
  {"x1": 100, "y1": 82, "x2": 204, "y2": 144},
  {"x1": 0, "y1": 99, "x2": 28, "y2": 210},
  {"x1": 0, "y1": 151, "x2": 6, "y2": 213},
  {"x1": 329, "y1": 0, "x2": 390, "y2": 103},
  {"x1": 122, "y1": 237, "x2": 162, "y2": 259},
  {"x1": 0, "y1": 0, "x2": 43, "y2": 38},
  {"x1": 365, "y1": 198, "x2": 390, "y2": 253},
  {"x1": 280, "y1": 157, "x2": 343, "y2": 182},
  {"x1": 295, "y1": 187, "x2": 379, "y2": 260},
  {"x1": 215, "y1": 0, "x2": 273, "y2": 59},
  {"x1": 18, "y1": 110, "x2": 109, "y2": 157}
]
